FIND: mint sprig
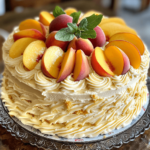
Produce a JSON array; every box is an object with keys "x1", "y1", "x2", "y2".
[
  {"x1": 70, "y1": 11, "x2": 81, "y2": 24},
  {"x1": 53, "y1": 6, "x2": 65, "y2": 17},
  {"x1": 54, "y1": 6, "x2": 103, "y2": 41}
]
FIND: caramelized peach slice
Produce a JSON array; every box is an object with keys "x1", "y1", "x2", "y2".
[
  {"x1": 109, "y1": 32, "x2": 145, "y2": 55},
  {"x1": 19, "y1": 19, "x2": 46, "y2": 36},
  {"x1": 46, "y1": 31, "x2": 69, "y2": 51},
  {"x1": 100, "y1": 17, "x2": 126, "y2": 26},
  {"x1": 57, "y1": 48, "x2": 75, "y2": 82},
  {"x1": 106, "y1": 40, "x2": 141, "y2": 69},
  {"x1": 100, "y1": 22, "x2": 137, "y2": 41},
  {"x1": 23, "y1": 40, "x2": 46, "y2": 70},
  {"x1": 41, "y1": 46, "x2": 64, "y2": 78},
  {"x1": 9, "y1": 38, "x2": 36, "y2": 58},
  {"x1": 91, "y1": 47, "x2": 114, "y2": 77},
  {"x1": 65, "y1": 8, "x2": 77, "y2": 15},
  {"x1": 13, "y1": 29, "x2": 46, "y2": 41},
  {"x1": 73, "y1": 50, "x2": 90, "y2": 81},
  {"x1": 39, "y1": 11, "x2": 55, "y2": 26}
]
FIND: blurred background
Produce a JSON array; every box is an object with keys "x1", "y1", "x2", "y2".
[{"x1": 0, "y1": 0, "x2": 150, "y2": 73}]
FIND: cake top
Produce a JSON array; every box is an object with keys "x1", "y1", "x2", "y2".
[{"x1": 8, "y1": 6, "x2": 145, "y2": 84}]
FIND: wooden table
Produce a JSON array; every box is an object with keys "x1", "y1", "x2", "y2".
[{"x1": 0, "y1": 1, "x2": 150, "y2": 149}]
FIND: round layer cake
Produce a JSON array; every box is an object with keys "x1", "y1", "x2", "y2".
[{"x1": 1, "y1": 7, "x2": 149, "y2": 138}]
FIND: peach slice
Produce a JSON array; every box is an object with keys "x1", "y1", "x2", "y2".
[
  {"x1": 106, "y1": 40, "x2": 141, "y2": 69},
  {"x1": 9, "y1": 38, "x2": 37, "y2": 58},
  {"x1": 19, "y1": 19, "x2": 46, "y2": 36},
  {"x1": 104, "y1": 46, "x2": 130, "y2": 75},
  {"x1": 100, "y1": 22, "x2": 137, "y2": 41},
  {"x1": 46, "y1": 31, "x2": 69, "y2": 51},
  {"x1": 76, "y1": 38, "x2": 94, "y2": 56},
  {"x1": 13, "y1": 29, "x2": 46, "y2": 41},
  {"x1": 73, "y1": 50, "x2": 90, "y2": 81},
  {"x1": 67, "y1": 37, "x2": 77, "y2": 50},
  {"x1": 39, "y1": 11, "x2": 55, "y2": 26},
  {"x1": 89, "y1": 26, "x2": 106, "y2": 47},
  {"x1": 57, "y1": 48, "x2": 75, "y2": 82},
  {"x1": 41, "y1": 46, "x2": 64, "y2": 78},
  {"x1": 49, "y1": 14, "x2": 73, "y2": 33},
  {"x1": 100, "y1": 17, "x2": 126, "y2": 26},
  {"x1": 109, "y1": 32, "x2": 145, "y2": 55},
  {"x1": 23, "y1": 40, "x2": 46, "y2": 70},
  {"x1": 78, "y1": 10, "x2": 102, "y2": 23},
  {"x1": 91, "y1": 47, "x2": 114, "y2": 77},
  {"x1": 65, "y1": 8, "x2": 77, "y2": 15}
]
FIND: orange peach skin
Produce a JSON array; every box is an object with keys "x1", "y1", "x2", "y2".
[
  {"x1": 76, "y1": 38, "x2": 94, "y2": 56},
  {"x1": 91, "y1": 47, "x2": 114, "y2": 77},
  {"x1": 109, "y1": 32, "x2": 145, "y2": 55},
  {"x1": 9, "y1": 38, "x2": 37, "y2": 58},
  {"x1": 39, "y1": 11, "x2": 55, "y2": 26},
  {"x1": 73, "y1": 50, "x2": 90, "y2": 81},
  {"x1": 19, "y1": 19, "x2": 46, "y2": 36},
  {"x1": 106, "y1": 40, "x2": 141, "y2": 69},
  {"x1": 65, "y1": 8, "x2": 77, "y2": 15},
  {"x1": 13, "y1": 29, "x2": 46, "y2": 41},
  {"x1": 100, "y1": 22, "x2": 137, "y2": 41},
  {"x1": 41, "y1": 46, "x2": 64, "y2": 78},
  {"x1": 46, "y1": 31, "x2": 69, "y2": 51},
  {"x1": 49, "y1": 14, "x2": 73, "y2": 33},
  {"x1": 57, "y1": 48, "x2": 75, "y2": 82},
  {"x1": 23, "y1": 40, "x2": 46, "y2": 70}
]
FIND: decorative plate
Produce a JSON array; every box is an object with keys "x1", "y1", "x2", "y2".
[{"x1": 0, "y1": 74, "x2": 150, "y2": 150}]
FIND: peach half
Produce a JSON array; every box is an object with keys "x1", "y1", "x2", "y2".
[
  {"x1": 41, "y1": 46, "x2": 64, "y2": 78},
  {"x1": 46, "y1": 31, "x2": 69, "y2": 51},
  {"x1": 23, "y1": 40, "x2": 46, "y2": 70},
  {"x1": 9, "y1": 38, "x2": 37, "y2": 58},
  {"x1": 49, "y1": 14, "x2": 73, "y2": 33},
  {"x1": 19, "y1": 19, "x2": 46, "y2": 36},
  {"x1": 13, "y1": 29, "x2": 46, "y2": 41},
  {"x1": 109, "y1": 32, "x2": 145, "y2": 55},
  {"x1": 91, "y1": 47, "x2": 114, "y2": 77},
  {"x1": 73, "y1": 50, "x2": 90, "y2": 81},
  {"x1": 57, "y1": 48, "x2": 75, "y2": 82},
  {"x1": 100, "y1": 22, "x2": 137, "y2": 41},
  {"x1": 67, "y1": 37, "x2": 77, "y2": 50},
  {"x1": 106, "y1": 40, "x2": 141, "y2": 69},
  {"x1": 39, "y1": 11, "x2": 55, "y2": 26}
]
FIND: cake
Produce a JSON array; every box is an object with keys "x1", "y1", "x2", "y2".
[{"x1": 1, "y1": 6, "x2": 149, "y2": 138}]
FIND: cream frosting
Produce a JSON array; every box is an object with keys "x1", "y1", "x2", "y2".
[{"x1": 1, "y1": 20, "x2": 150, "y2": 138}]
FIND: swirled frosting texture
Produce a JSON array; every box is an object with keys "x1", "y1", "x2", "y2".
[{"x1": 1, "y1": 22, "x2": 150, "y2": 138}]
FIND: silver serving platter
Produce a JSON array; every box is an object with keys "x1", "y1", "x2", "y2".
[{"x1": 0, "y1": 74, "x2": 150, "y2": 150}]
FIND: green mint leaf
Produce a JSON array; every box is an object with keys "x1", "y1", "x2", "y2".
[
  {"x1": 86, "y1": 14, "x2": 103, "y2": 29},
  {"x1": 53, "y1": 6, "x2": 65, "y2": 17},
  {"x1": 70, "y1": 11, "x2": 81, "y2": 24},
  {"x1": 75, "y1": 30, "x2": 81, "y2": 38},
  {"x1": 79, "y1": 18, "x2": 88, "y2": 30},
  {"x1": 81, "y1": 29, "x2": 96, "y2": 39},
  {"x1": 67, "y1": 23, "x2": 78, "y2": 34},
  {"x1": 55, "y1": 28, "x2": 75, "y2": 41}
]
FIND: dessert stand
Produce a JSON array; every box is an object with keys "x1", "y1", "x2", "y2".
[{"x1": 0, "y1": 74, "x2": 150, "y2": 150}]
